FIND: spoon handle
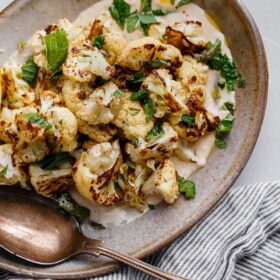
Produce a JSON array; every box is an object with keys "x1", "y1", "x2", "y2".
[{"x1": 83, "y1": 239, "x2": 190, "y2": 280}]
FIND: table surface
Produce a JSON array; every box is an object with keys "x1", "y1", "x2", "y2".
[{"x1": 0, "y1": 0, "x2": 279, "y2": 186}]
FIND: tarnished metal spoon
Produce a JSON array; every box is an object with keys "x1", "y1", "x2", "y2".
[{"x1": 0, "y1": 186, "x2": 189, "y2": 280}]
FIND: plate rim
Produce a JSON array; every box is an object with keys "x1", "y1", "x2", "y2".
[{"x1": 0, "y1": 0, "x2": 268, "y2": 278}]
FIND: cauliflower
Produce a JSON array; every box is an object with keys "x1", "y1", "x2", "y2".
[
  {"x1": 142, "y1": 158, "x2": 179, "y2": 204},
  {"x1": 29, "y1": 164, "x2": 72, "y2": 197},
  {"x1": 117, "y1": 163, "x2": 151, "y2": 211},
  {"x1": 148, "y1": 24, "x2": 166, "y2": 40},
  {"x1": 111, "y1": 97, "x2": 154, "y2": 140},
  {"x1": 39, "y1": 90, "x2": 62, "y2": 114},
  {"x1": 73, "y1": 141, "x2": 123, "y2": 206},
  {"x1": 78, "y1": 121, "x2": 117, "y2": 142},
  {"x1": 89, "y1": 14, "x2": 127, "y2": 65},
  {"x1": 1, "y1": 64, "x2": 35, "y2": 109},
  {"x1": 116, "y1": 37, "x2": 182, "y2": 71},
  {"x1": 44, "y1": 106, "x2": 78, "y2": 153},
  {"x1": 63, "y1": 40, "x2": 115, "y2": 82},
  {"x1": 0, "y1": 108, "x2": 19, "y2": 143},
  {"x1": 143, "y1": 69, "x2": 187, "y2": 117},
  {"x1": 126, "y1": 122, "x2": 178, "y2": 162},
  {"x1": 164, "y1": 21, "x2": 206, "y2": 55},
  {"x1": 0, "y1": 144, "x2": 26, "y2": 186}
]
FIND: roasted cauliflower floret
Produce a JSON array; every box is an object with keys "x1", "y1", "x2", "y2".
[
  {"x1": 89, "y1": 14, "x2": 127, "y2": 65},
  {"x1": 164, "y1": 21, "x2": 206, "y2": 55},
  {"x1": 0, "y1": 108, "x2": 19, "y2": 143},
  {"x1": 117, "y1": 163, "x2": 151, "y2": 211},
  {"x1": 169, "y1": 109, "x2": 208, "y2": 142},
  {"x1": 148, "y1": 24, "x2": 166, "y2": 40},
  {"x1": 73, "y1": 141, "x2": 122, "y2": 206},
  {"x1": 63, "y1": 40, "x2": 115, "y2": 82},
  {"x1": 142, "y1": 158, "x2": 179, "y2": 204},
  {"x1": 29, "y1": 164, "x2": 72, "y2": 197},
  {"x1": 126, "y1": 122, "x2": 178, "y2": 162},
  {"x1": 111, "y1": 97, "x2": 154, "y2": 140},
  {"x1": 44, "y1": 106, "x2": 78, "y2": 153},
  {"x1": 143, "y1": 69, "x2": 187, "y2": 117},
  {"x1": 116, "y1": 37, "x2": 182, "y2": 71},
  {"x1": 1, "y1": 64, "x2": 35, "y2": 109},
  {"x1": 0, "y1": 144, "x2": 26, "y2": 186},
  {"x1": 39, "y1": 90, "x2": 62, "y2": 114}
]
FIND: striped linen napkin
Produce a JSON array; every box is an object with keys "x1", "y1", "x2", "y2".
[{"x1": 1, "y1": 181, "x2": 280, "y2": 280}]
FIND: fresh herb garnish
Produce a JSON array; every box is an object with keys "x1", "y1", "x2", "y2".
[
  {"x1": 126, "y1": 69, "x2": 144, "y2": 91},
  {"x1": 47, "y1": 69, "x2": 63, "y2": 84},
  {"x1": 178, "y1": 176, "x2": 196, "y2": 199},
  {"x1": 217, "y1": 81, "x2": 225, "y2": 89},
  {"x1": 221, "y1": 102, "x2": 234, "y2": 114},
  {"x1": 148, "y1": 204, "x2": 155, "y2": 210},
  {"x1": 126, "y1": 160, "x2": 136, "y2": 170},
  {"x1": 146, "y1": 121, "x2": 164, "y2": 141},
  {"x1": 0, "y1": 165, "x2": 8, "y2": 177},
  {"x1": 215, "y1": 136, "x2": 227, "y2": 149},
  {"x1": 152, "y1": 8, "x2": 167, "y2": 16},
  {"x1": 55, "y1": 192, "x2": 90, "y2": 220},
  {"x1": 18, "y1": 40, "x2": 27, "y2": 51},
  {"x1": 93, "y1": 35, "x2": 105, "y2": 49},
  {"x1": 131, "y1": 88, "x2": 148, "y2": 101},
  {"x1": 143, "y1": 97, "x2": 155, "y2": 120},
  {"x1": 215, "y1": 113, "x2": 234, "y2": 149},
  {"x1": 90, "y1": 220, "x2": 106, "y2": 230},
  {"x1": 24, "y1": 113, "x2": 52, "y2": 130},
  {"x1": 39, "y1": 152, "x2": 71, "y2": 170},
  {"x1": 94, "y1": 76, "x2": 109, "y2": 87},
  {"x1": 144, "y1": 59, "x2": 171, "y2": 69},
  {"x1": 206, "y1": 39, "x2": 245, "y2": 91},
  {"x1": 43, "y1": 29, "x2": 69, "y2": 71},
  {"x1": 181, "y1": 114, "x2": 195, "y2": 126},
  {"x1": 109, "y1": 0, "x2": 131, "y2": 29},
  {"x1": 176, "y1": 0, "x2": 192, "y2": 9},
  {"x1": 129, "y1": 107, "x2": 141, "y2": 116},
  {"x1": 114, "y1": 89, "x2": 126, "y2": 98},
  {"x1": 22, "y1": 57, "x2": 39, "y2": 86}
]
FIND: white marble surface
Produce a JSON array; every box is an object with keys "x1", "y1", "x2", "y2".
[{"x1": 0, "y1": 0, "x2": 279, "y2": 185}]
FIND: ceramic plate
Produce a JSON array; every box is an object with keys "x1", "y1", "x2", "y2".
[{"x1": 0, "y1": 0, "x2": 268, "y2": 278}]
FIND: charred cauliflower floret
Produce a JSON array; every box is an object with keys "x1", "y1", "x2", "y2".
[
  {"x1": 111, "y1": 97, "x2": 154, "y2": 140},
  {"x1": 89, "y1": 14, "x2": 127, "y2": 65},
  {"x1": 143, "y1": 69, "x2": 187, "y2": 117},
  {"x1": 116, "y1": 37, "x2": 182, "y2": 71},
  {"x1": 164, "y1": 21, "x2": 206, "y2": 55},
  {"x1": 39, "y1": 90, "x2": 62, "y2": 114},
  {"x1": 44, "y1": 107, "x2": 78, "y2": 153},
  {"x1": 63, "y1": 40, "x2": 115, "y2": 82},
  {"x1": 1, "y1": 64, "x2": 35, "y2": 109},
  {"x1": 29, "y1": 163, "x2": 72, "y2": 197},
  {"x1": 169, "y1": 109, "x2": 208, "y2": 142},
  {"x1": 0, "y1": 144, "x2": 26, "y2": 186},
  {"x1": 126, "y1": 122, "x2": 178, "y2": 162},
  {"x1": 142, "y1": 158, "x2": 179, "y2": 204},
  {"x1": 73, "y1": 141, "x2": 122, "y2": 206},
  {"x1": 0, "y1": 108, "x2": 19, "y2": 143}
]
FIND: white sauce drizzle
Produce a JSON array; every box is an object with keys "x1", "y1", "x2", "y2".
[{"x1": 5, "y1": 0, "x2": 235, "y2": 227}]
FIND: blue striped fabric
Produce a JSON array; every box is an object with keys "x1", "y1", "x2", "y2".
[{"x1": 1, "y1": 181, "x2": 280, "y2": 280}]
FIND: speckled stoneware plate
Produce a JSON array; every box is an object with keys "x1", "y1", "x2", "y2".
[{"x1": 0, "y1": 0, "x2": 268, "y2": 278}]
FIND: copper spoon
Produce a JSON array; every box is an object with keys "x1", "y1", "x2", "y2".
[{"x1": 0, "y1": 186, "x2": 189, "y2": 280}]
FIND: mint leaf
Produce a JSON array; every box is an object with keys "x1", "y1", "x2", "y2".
[
  {"x1": 44, "y1": 29, "x2": 69, "y2": 71},
  {"x1": 109, "y1": 0, "x2": 131, "y2": 29},
  {"x1": 24, "y1": 113, "x2": 52, "y2": 130},
  {"x1": 215, "y1": 136, "x2": 227, "y2": 149},
  {"x1": 178, "y1": 177, "x2": 196, "y2": 199},
  {"x1": 131, "y1": 88, "x2": 148, "y2": 101},
  {"x1": 176, "y1": 0, "x2": 192, "y2": 9},
  {"x1": 138, "y1": 11, "x2": 157, "y2": 25},
  {"x1": 181, "y1": 115, "x2": 195, "y2": 125},
  {"x1": 39, "y1": 152, "x2": 71, "y2": 170},
  {"x1": 216, "y1": 113, "x2": 234, "y2": 134},
  {"x1": 144, "y1": 59, "x2": 171, "y2": 69},
  {"x1": 127, "y1": 13, "x2": 140, "y2": 33},
  {"x1": 140, "y1": 0, "x2": 152, "y2": 12},
  {"x1": 144, "y1": 97, "x2": 155, "y2": 121},
  {"x1": 47, "y1": 69, "x2": 63, "y2": 84},
  {"x1": 93, "y1": 35, "x2": 105, "y2": 49},
  {"x1": 153, "y1": 8, "x2": 167, "y2": 16},
  {"x1": 22, "y1": 57, "x2": 39, "y2": 86},
  {"x1": 114, "y1": 90, "x2": 125, "y2": 98},
  {"x1": 146, "y1": 121, "x2": 164, "y2": 140}
]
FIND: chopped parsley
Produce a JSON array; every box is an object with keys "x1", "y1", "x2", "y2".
[
  {"x1": 131, "y1": 88, "x2": 148, "y2": 101},
  {"x1": 0, "y1": 165, "x2": 8, "y2": 177},
  {"x1": 178, "y1": 176, "x2": 196, "y2": 199},
  {"x1": 206, "y1": 39, "x2": 245, "y2": 91},
  {"x1": 144, "y1": 59, "x2": 171, "y2": 69},
  {"x1": 39, "y1": 152, "x2": 71, "y2": 170},
  {"x1": 146, "y1": 121, "x2": 164, "y2": 141},
  {"x1": 43, "y1": 29, "x2": 69, "y2": 71},
  {"x1": 181, "y1": 114, "x2": 195, "y2": 126},
  {"x1": 55, "y1": 192, "x2": 90, "y2": 220},
  {"x1": 22, "y1": 57, "x2": 39, "y2": 86},
  {"x1": 93, "y1": 35, "x2": 105, "y2": 49},
  {"x1": 143, "y1": 97, "x2": 155, "y2": 120},
  {"x1": 109, "y1": 0, "x2": 131, "y2": 29},
  {"x1": 24, "y1": 113, "x2": 52, "y2": 130}
]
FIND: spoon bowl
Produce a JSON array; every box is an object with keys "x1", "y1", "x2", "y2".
[{"x1": 0, "y1": 186, "x2": 189, "y2": 280}]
